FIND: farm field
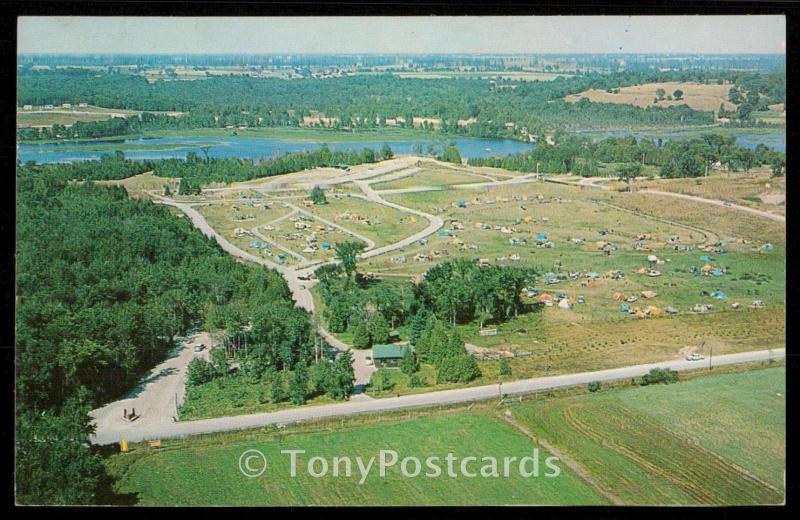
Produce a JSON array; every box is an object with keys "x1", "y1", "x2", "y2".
[
  {"x1": 108, "y1": 413, "x2": 602, "y2": 505},
  {"x1": 17, "y1": 105, "x2": 183, "y2": 128},
  {"x1": 107, "y1": 366, "x2": 784, "y2": 505},
  {"x1": 512, "y1": 366, "x2": 785, "y2": 504},
  {"x1": 564, "y1": 81, "x2": 736, "y2": 112}
]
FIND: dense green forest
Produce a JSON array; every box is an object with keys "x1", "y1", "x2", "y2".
[
  {"x1": 18, "y1": 68, "x2": 784, "y2": 142},
  {"x1": 14, "y1": 164, "x2": 351, "y2": 504},
  {"x1": 469, "y1": 133, "x2": 786, "y2": 178}
]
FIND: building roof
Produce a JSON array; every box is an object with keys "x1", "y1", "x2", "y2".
[{"x1": 372, "y1": 343, "x2": 409, "y2": 360}]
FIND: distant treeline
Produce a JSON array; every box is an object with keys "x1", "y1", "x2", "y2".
[
  {"x1": 469, "y1": 133, "x2": 786, "y2": 178},
  {"x1": 18, "y1": 68, "x2": 783, "y2": 142}
]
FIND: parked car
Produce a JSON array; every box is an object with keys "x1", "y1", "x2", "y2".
[
  {"x1": 686, "y1": 353, "x2": 705, "y2": 361},
  {"x1": 365, "y1": 355, "x2": 373, "y2": 366},
  {"x1": 193, "y1": 344, "x2": 205, "y2": 353}
]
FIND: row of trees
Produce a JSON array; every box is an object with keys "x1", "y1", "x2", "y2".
[
  {"x1": 469, "y1": 133, "x2": 785, "y2": 179},
  {"x1": 152, "y1": 144, "x2": 394, "y2": 184}
]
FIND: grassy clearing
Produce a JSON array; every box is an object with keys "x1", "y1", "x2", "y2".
[
  {"x1": 512, "y1": 366, "x2": 785, "y2": 504},
  {"x1": 109, "y1": 413, "x2": 602, "y2": 505},
  {"x1": 565, "y1": 81, "x2": 736, "y2": 112},
  {"x1": 635, "y1": 168, "x2": 785, "y2": 216},
  {"x1": 305, "y1": 195, "x2": 428, "y2": 248},
  {"x1": 372, "y1": 165, "x2": 495, "y2": 190}
]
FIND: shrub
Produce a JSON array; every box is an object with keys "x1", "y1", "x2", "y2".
[
  {"x1": 640, "y1": 368, "x2": 679, "y2": 386},
  {"x1": 587, "y1": 381, "x2": 601, "y2": 393},
  {"x1": 499, "y1": 359, "x2": 512, "y2": 376}
]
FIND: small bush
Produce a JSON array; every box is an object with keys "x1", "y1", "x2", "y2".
[
  {"x1": 640, "y1": 368, "x2": 679, "y2": 386},
  {"x1": 587, "y1": 381, "x2": 601, "y2": 393}
]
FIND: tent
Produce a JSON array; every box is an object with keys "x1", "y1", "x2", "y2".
[
  {"x1": 558, "y1": 298, "x2": 572, "y2": 309},
  {"x1": 619, "y1": 303, "x2": 630, "y2": 312},
  {"x1": 647, "y1": 255, "x2": 659, "y2": 263},
  {"x1": 711, "y1": 290, "x2": 727, "y2": 300},
  {"x1": 700, "y1": 255, "x2": 715, "y2": 262},
  {"x1": 762, "y1": 243, "x2": 774, "y2": 252},
  {"x1": 641, "y1": 291, "x2": 657, "y2": 299},
  {"x1": 665, "y1": 306, "x2": 678, "y2": 315},
  {"x1": 536, "y1": 232, "x2": 548, "y2": 240},
  {"x1": 537, "y1": 293, "x2": 553, "y2": 303}
]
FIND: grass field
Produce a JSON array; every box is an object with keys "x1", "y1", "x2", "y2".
[
  {"x1": 372, "y1": 165, "x2": 495, "y2": 190},
  {"x1": 635, "y1": 167, "x2": 785, "y2": 216},
  {"x1": 564, "y1": 81, "x2": 736, "y2": 112},
  {"x1": 513, "y1": 366, "x2": 785, "y2": 504},
  {"x1": 109, "y1": 413, "x2": 602, "y2": 505},
  {"x1": 108, "y1": 366, "x2": 784, "y2": 505},
  {"x1": 305, "y1": 195, "x2": 429, "y2": 248}
]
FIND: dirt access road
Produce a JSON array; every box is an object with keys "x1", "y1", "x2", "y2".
[{"x1": 90, "y1": 332, "x2": 211, "y2": 440}]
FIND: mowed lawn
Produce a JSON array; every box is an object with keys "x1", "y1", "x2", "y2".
[
  {"x1": 512, "y1": 366, "x2": 785, "y2": 505},
  {"x1": 110, "y1": 414, "x2": 604, "y2": 506}
]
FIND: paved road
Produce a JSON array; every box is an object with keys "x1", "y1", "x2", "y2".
[{"x1": 91, "y1": 348, "x2": 784, "y2": 445}]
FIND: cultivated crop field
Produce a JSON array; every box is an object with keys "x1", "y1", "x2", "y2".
[
  {"x1": 108, "y1": 413, "x2": 602, "y2": 505},
  {"x1": 564, "y1": 81, "x2": 736, "y2": 112},
  {"x1": 513, "y1": 366, "x2": 785, "y2": 504}
]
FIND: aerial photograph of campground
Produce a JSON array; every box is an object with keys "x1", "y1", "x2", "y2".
[{"x1": 14, "y1": 15, "x2": 786, "y2": 507}]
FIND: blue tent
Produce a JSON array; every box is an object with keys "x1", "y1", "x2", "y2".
[
  {"x1": 588, "y1": 272, "x2": 599, "y2": 280},
  {"x1": 711, "y1": 268, "x2": 723, "y2": 277},
  {"x1": 536, "y1": 232, "x2": 548, "y2": 240},
  {"x1": 711, "y1": 290, "x2": 727, "y2": 300},
  {"x1": 438, "y1": 230, "x2": 451, "y2": 237},
  {"x1": 620, "y1": 303, "x2": 630, "y2": 312},
  {"x1": 700, "y1": 255, "x2": 715, "y2": 262},
  {"x1": 456, "y1": 200, "x2": 466, "y2": 208},
  {"x1": 762, "y1": 243, "x2": 775, "y2": 252},
  {"x1": 321, "y1": 242, "x2": 332, "y2": 250}
]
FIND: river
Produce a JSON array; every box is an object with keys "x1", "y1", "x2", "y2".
[{"x1": 16, "y1": 135, "x2": 536, "y2": 164}]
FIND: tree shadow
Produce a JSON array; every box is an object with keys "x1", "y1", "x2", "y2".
[{"x1": 124, "y1": 367, "x2": 179, "y2": 399}]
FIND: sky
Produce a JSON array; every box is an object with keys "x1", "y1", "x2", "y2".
[{"x1": 18, "y1": 16, "x2": 786, "y2": 55}]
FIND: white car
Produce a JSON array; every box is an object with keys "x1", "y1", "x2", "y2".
[
  {"x1": 365, "y1": 356, "x2": 373, "y2": 366},
  {"x1": 193, "y1": 344, "x2": 205, "y2": 353},
  {"x1": 686, "y1": 353, "x2": 705, "y2": 361}
]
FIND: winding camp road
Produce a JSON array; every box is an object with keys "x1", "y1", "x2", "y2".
[{"x1": 90, "y1": 348, "x2": 785, "y2": 445}]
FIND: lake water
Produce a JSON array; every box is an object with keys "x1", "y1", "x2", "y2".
[
  {"x1": 16, "y1": 136, "x2": 536, "y2": 164},
  {"x1": 17, "y1": 129, "x2": 784, "y2": 164}
]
